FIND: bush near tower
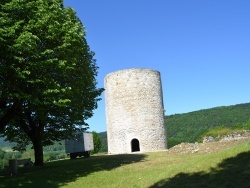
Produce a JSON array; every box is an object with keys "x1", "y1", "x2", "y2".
[
  {"x1": 0, "y1": 0, "x2": 103, "y2": 166},
  {"x1": 91, "y1": 131, "x2": 102, "y2": 154}
]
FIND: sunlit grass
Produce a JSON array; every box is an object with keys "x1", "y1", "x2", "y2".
[{"x1": 0, "y1": 141, "x2": 249, "y2": 188}]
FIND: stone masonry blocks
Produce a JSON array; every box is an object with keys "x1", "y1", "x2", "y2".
[{"x1": 105, "y1": 68, "x2": 167, "y2": 154}]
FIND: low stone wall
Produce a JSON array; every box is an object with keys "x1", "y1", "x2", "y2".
[
  {"x1": 203, "y1": 130, "x2": 250, "y2": 143},
  {"x1": 167, "y1": 130, "x2": 250, "y2": 154}
]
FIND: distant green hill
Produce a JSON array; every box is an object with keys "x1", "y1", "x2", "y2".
[
  {"x1": 1, "y1": 102, "x2": 250, "y2": 151},
  {"x1": 99, "y1": 102, "x2": 250, "y2": 151},
  {"x1": 166, "y1": 103, "x2": 250, "y2": 147},
  {"x1": 0, "y1": 137, "x2": 14, "y2": 149}
]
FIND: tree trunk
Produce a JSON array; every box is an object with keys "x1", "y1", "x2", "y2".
[{"x1": 33, "y1": 136, "x2": 44, "y2": 166}]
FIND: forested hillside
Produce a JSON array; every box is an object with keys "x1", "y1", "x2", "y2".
[
  {"x1": 1, "y1": 103, "x2": 250, "y2": 152},
  {"x1": 99, "y1": 102, "x2": 250, "y2": 150},
  {"x1": 166, "y1": 103, "x2": 250, "y2": 147}
]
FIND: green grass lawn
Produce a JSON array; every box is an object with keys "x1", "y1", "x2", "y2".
[{"x1": 0, "y1": 141, "x2": 249, "y2": 188}]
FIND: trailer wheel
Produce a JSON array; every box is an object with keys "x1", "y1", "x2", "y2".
[
  {"x1": 84, "y1": 151, "x2": 90, "y2": 158},
  {"x1": 70, "y1": 153, "x2": 77, "y2": 159}
]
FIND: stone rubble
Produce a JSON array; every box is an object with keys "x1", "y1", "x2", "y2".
[{"x1": 167, "y1": 130, "x2": 250, "y2": 154}]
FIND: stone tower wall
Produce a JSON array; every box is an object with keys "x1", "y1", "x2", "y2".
[{"x1": 105, "y1": 68, "x2": 167, "y2": 154}]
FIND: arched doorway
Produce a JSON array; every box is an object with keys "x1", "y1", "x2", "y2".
[{"x1": 131, "y1": 139, "x2": 140, "y2": 152}]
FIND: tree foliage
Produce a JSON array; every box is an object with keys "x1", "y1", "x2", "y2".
[
  {"x1": 0, "y1": 149, "x2": 5, "y2": 160},
  {"x1": 91, "y1": 131, "x2": 102, "y2": 154},
  {"x1": 0, "y1": 0, "x2": 103, "y2": 165}
]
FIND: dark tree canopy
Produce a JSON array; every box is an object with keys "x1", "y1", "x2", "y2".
[{"x1": 0, "y1": 0, "x2": 103, "y2": 165}]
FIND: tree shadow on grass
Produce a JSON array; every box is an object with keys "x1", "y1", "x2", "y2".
[
  {"x1": 0, "y1": 153, "x2": 146, "y2": 188},
  {"x1": 150, "y1": 151, "x2": 250, "y2": 188}
]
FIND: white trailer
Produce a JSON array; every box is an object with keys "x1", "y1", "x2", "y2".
[{"x1": 65, "y1": 132, "x2": 94, "y2": 159}]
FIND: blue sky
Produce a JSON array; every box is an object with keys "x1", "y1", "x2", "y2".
[{"x1": 64, "y1": 0, "x2": 250, "y2": 133}]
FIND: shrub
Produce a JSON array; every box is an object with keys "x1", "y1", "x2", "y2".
[
  {"x1": 234, "y1": 120, "x2": 250, "y2": 130},
  {"x1": 45, "y1": 152, "x2": 57, "y2": 161},
  {"x1": 0, "y1": 149, "x2": 5, "y2": 160},
  {"x1": 91, "y1": 131, "x2": 102, "y2": 154},
  {"x1": 201, "y1": 126, "x2": 234, "y2": 141}
]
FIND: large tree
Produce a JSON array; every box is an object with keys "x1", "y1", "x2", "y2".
[{"x1": 0, "y1": 0, "x2": 103, "y2": 165}]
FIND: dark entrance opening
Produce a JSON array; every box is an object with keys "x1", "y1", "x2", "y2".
[{"x1": 131, "y1": 139, "x2": 140, "y2": 152}]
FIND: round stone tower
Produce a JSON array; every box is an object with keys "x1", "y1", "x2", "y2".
[{"x1": 104, "y1": 68, "x2": 167, "y2": 154}]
